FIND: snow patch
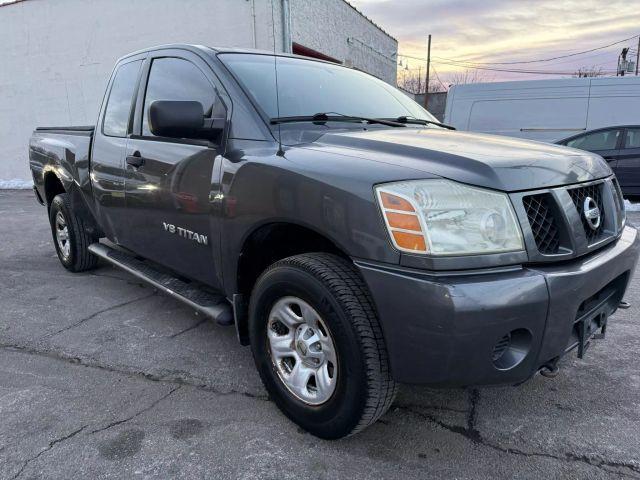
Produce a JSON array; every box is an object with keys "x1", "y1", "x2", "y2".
[
  {"x1": 0, "y1": 179, "x2": 33, "y2": 189},
  {"x1": 624, "y1": 199, "x2": 640, "y2": 212}
]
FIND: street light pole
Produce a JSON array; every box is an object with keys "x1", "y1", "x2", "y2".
[{"x1": 424, "y1": 34, "x2": 431, "y2": 110}]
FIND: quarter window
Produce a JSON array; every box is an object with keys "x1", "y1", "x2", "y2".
[
  {"x1": 103, "y1": 60, "x2": 142, "y2": 137},
  {"x1": 623, "y1": 128, "x2": 640, "y2": 149},
  {"x1": 142, "y1": 57, "x2": 220, "y2": 137}
]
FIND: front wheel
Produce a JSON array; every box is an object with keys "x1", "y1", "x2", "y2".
[{"x1": 248, "y1": 253, "x2": 397, "y2": 439}]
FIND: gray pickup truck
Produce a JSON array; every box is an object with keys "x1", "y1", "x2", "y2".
[{"x1": 29, "y1": 44, "x2": 639, "y2": 439}]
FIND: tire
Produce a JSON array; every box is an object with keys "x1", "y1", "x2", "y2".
[
  {"x1": 248, "y1": 253, "x2": 398, "y2": 439},
  {"x1": 49, "y1": 193, "x2": 98, "y2": 272}
]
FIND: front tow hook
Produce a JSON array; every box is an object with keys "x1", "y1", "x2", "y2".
[{"x1": 539, "y1": 361, "x2": 560, "y2": 378}]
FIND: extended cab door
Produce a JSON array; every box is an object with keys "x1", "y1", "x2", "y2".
[
  {"x1": 90, "y1": 55, "x2": 145, "y2": 243},
  {"x1": 615, "y1": 127, "x2": 640, "y2": 196},
  {"x1": 123, "y1": 50, "x2": 228, "y2": 287}
]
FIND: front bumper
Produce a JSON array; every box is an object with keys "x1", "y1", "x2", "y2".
[{"x1": 357, "y1": 225, "x2": 640, "y2": 386}]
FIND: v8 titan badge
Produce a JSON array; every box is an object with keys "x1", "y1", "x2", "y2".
[{"x1": 163, "y1": 222, "x2": 208, "y2": 245}]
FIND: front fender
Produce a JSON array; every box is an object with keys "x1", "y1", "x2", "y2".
[{"x1": 218, "y1": 145, "x2": 404, "y2": 294}]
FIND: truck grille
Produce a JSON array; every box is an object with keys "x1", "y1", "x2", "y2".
[
  {"x1": 516, "y1": 178, "x2": 623, "y2": 261},
  {"x1": 568, "y1": 183, "x2": 605, "y2": 243},
  {"x1": 523, "y1": 194, "x2": 560, "y2": 254}
]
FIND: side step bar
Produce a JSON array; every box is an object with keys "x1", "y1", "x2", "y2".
[{"x1": 88, "y1": 243, "x2": 233, "y2": 326}]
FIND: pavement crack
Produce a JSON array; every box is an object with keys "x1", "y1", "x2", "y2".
[
  {"x1": 0, "y1": 343, "x2": 268, "y2": 402},
  {"x1": 88, "y1": 386, "x2": 181, "y2": 434},
  {"x1": 397, "y1": 390, "x2": 640, "y2": 478},
  {"x1": 465, "y1": 388, "x2": 481, "y2": 442},
  {"x1": 10, "y1": 424, "x2": 88, "y2": 479},
  {"x1": 169, "y1": 317, "x2": 209, "y2": 338},
  {"x1": 393, "y1": 402, "x2": 468, "y2": 414},
  {"x1": 41, "y1": 293, "x2": 156, "y2": 339}
]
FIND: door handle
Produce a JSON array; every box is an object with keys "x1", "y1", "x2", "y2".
[{"x1": 126, "y1": 151, "x2": 145, "y2": 168}]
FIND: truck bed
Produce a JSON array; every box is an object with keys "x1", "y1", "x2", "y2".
[
  {"x1": 35, "y1": 126, "x2": 95, "y2": 135},
  {"x1": 29, "y1": 125, "x2": 95, "y2": 207}
]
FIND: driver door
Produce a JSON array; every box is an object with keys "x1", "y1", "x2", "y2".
[{"x1": 123, "y1": 50, "x2": 227, "y2": 287}]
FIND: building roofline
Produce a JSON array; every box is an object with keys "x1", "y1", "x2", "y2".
[
  {"x1": 0, "y1": 0, "x2": 398, "y2": 44},
  {"x1": 342, "y1": 0, "x2": 397, "y2": 43},
  {"x1": 0, "y1": 0, "x2": 28, "y2": 7}
]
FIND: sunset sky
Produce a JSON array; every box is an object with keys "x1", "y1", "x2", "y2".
[{"x1": 349, "y1": 0, "x2": 640, "y2": 84}]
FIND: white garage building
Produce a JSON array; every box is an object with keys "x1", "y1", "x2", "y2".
[{"x1": 0, "y1": 0, "x2": 397, "y2": 186}]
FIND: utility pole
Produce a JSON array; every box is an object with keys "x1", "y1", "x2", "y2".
[
  {"x1": 636, "y1": 35, "x2": 639, "y2": 76},
  {"x1": 424, "y1": 34, "x2": 431, "y2": 110},
  {"x1": 620, "y1": 47, "x2": 629, "y2": 76}
]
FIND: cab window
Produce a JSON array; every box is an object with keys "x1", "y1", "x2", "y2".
[
  {"x1": 565, "y1": 129, "x2": 621, "y2": 151},
  {"x1": 102, "y1": 60, "x2": 143, "y2": 137},
  {"x1": 142, "y1": 57, "x2": 222, "y2": 137}
]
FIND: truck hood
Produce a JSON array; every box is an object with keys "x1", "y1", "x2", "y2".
[{"x1": 311, "y1": 128, "x2": 611, "y2": 192}]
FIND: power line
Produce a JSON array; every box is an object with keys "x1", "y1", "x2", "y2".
[
  {"x1": 402, "y1": 56, "x2": 619, "y2": 75},
  {"x1": 430, "y1": 64, "x2": 448, "y2": 90},
  {"x1": 431, "y1": 59, "x2": 617, "y2": 75},
  {"x1": 430, "y1": 34, "x2": 640, "y2": 65},
  {"x1": 398, "y1": 34, "x2": 639, "y2": 72}
]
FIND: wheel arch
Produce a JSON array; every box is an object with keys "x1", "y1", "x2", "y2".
[
  {"x1": 232, "y1": 221, "x2": 352, "y2": 345},
  {"x1": 43, "y1": 171, "x2": 66, "y2": 209},
  {"x1": 43, "y1": 171, "x2": 103, "y2": 239}
]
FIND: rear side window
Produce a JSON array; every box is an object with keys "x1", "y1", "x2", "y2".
[
  {"x1": 103, "y1": 60, "x2": 142, "y2": 137},
  {"x1": 565, "y1": 129, "x2": 621, "y2": 151},
  {"x1": 624, "y1": 128, "x2": 640, "y2": 149},
  {"x1": 142, "y1": 57, "x2": 220, "y2": 137}
]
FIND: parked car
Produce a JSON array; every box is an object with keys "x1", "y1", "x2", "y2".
[
  {"x1": 556, "y1": 126, "x2": 640, "y2": 197},
  {"x1": 29, "y1": 44, "x2": 639, "y2": 439},
  {"x1": 444, "y1": 76, "x2": 640, "y2": 143}
]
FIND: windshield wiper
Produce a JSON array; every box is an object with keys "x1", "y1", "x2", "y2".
[
  {"x1": 393, "y1": 116, "x2": 456, "y2": 130},
  {"x1": 270, "y1": 112, "x2": 406, "y2": 127}
]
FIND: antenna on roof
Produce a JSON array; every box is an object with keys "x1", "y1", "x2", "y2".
[{"x1": 271, "y1": 0, "x2": 285, "y2": 157}]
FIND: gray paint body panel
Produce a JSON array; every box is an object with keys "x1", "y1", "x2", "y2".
[{"x1": 28, "y1": 44, "x2": 640, "y2": 386}]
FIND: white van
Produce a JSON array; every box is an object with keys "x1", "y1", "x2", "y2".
[{"x1": 444, "y1": 76, "x2": 640, "y2": 143}]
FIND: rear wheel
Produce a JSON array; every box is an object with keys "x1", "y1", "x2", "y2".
[
  {"x1": 49, "y1": 193, "x2": 98, "y2": 272},
  {"x1": 249, "y1": 253, "x2": 397, "y2": 439}
]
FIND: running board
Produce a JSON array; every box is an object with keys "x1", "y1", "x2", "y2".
[{"x1": 88, "y1": 243, "x2": 233, "y2": 326}]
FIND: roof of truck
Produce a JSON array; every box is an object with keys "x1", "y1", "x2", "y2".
[{"x1": 118, "y1": 44, "x2": 342, "y2": 66}]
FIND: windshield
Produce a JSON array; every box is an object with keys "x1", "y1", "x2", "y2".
[{"x1": 219, "y1": 53, "x2": 438, "y2": 123}]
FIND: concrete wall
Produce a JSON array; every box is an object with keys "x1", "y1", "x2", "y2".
[
  {"x1": 290, "y1": 0, "x2": 397, "y2": 84},
  {"x1": 0, "y1": 0, "x2": 396, "y2": 185},
  {"x1": 0, "y1": 0, "x2": 281, "y2": 184},
  {"x1": 412, "y1": 92, "x2": 448, "y2": 122}
]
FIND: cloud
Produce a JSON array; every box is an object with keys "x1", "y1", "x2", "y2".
[{"x1": 349, "y1": 0, "x2": 640, "y2": 82}]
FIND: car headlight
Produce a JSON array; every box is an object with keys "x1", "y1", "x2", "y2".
[{"x1": 375, "y1": 179, "x2": 524, "y2": 255}]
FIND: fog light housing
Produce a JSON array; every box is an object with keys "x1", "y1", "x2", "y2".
[{"x1": 492, "y1": 328, "x2": 532, "y2": 371}]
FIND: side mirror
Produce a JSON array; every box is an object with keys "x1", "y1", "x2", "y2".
[{"x1": 149, "y1": 100, "x2": 223, "y2": 139}]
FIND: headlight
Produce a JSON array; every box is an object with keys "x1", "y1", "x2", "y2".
[{"x1": 375, "y1": 179, "x2": 524, "y2": 255}]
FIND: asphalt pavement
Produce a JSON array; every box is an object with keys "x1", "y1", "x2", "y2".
[{"x1": 1, "y1": 189, "x2": 639, "y2": 479}]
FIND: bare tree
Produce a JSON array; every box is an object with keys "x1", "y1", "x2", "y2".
[
  {"x1": 398, "y1": 71, "x2": 445, "y2": 94},
  {"x1": 573, "y1": 66, "x2": 605, "y2": 78},
  {"x1": 447, "y1": 69, "x2": 491, "y2": 86}
]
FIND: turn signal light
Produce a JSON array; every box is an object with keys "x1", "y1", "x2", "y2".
[
  {"x1": 386, "y1": 212, "x2": 421, "y2": 231},
  {"x1": 392, "y1": 231, "x2": 427, "y2": 251},
  {"x1": 376, "y1": 191, "x2": 428, "y2": 253},
  {"x1": 379, "y1": 192, "x2": 414, "y2": 212}
]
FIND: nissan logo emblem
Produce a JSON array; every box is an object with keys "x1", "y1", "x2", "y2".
[{"x1": 583, "y1": 197, "x2": 601, "y2": 230}]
